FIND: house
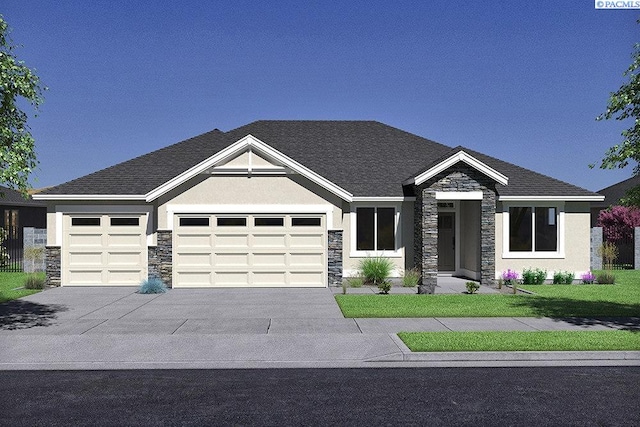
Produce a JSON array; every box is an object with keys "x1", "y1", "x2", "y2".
[
  {"x1": 33, "y1": 121, "x2": 603, "y2": 291},
  {"x1": 1, "y1": 185, "x2": 47, "y2": 269},
  {"x1": 591, "y1": 175, "x2": 640, "y2": 227}
]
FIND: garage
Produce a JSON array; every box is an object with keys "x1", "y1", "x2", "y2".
[
  {"x1": 62, "y1": 214, "x2": 147, "y2": 286},
  {"x1": 173, "y1": 214, "x2": 326, "y2": 287}
]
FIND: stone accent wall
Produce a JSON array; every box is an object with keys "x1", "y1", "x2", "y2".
[
  {"x1": 23, "y1": 227, "x2": 47, "y2": 273},
  {"x1": 45, "y1": 246, "x2": 61, "y2": 287},
  {"x1": 328, "y1": 230, "x2": 343, "y2": 286},
  {"x1": 591, "y1": 227, "x2": 603, "y2": 271},
  {"x1": 414, "y1": 163, "x2": 497, "y2": 289},
  {"x1": 148, "y1": 230, "x2": 173, "y2": 288}
]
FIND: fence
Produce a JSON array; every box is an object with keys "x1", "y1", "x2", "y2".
[
  {"x1": 0, "y1": 226, "x2": 46, "y2": 273},
  {"x1": 591, "y1": 226, "x2": 640, "y2": 270}
]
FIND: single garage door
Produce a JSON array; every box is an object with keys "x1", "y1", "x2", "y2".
[
  {"x1": 173, "y1": 214, "x2": 326, "y2": 287},
  {"x1": 62, "y1": 214, "x2": 147, "y2": 286}
]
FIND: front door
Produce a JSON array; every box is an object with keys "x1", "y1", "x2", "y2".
[{"x1": 437, "y1": 212, "x2": 455, "y2": 271}]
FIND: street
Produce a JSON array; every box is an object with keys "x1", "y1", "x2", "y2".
[{"x1": 2, "y1": 367, "x2": 639, "y2": 426}]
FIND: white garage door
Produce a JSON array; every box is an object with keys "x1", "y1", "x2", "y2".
[
  {"x1": 173, "y1": 214, "x2": 326, "y2": 287},
  {"x1": 62, "y1": 214, "x2": 147, "y2": 286}
]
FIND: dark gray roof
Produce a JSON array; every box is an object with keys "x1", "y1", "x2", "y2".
[
  {"x1": 38, "y1": 120, "x2": 599, "y2": 199},
  {"x1": 0, "y1": 186, "x2": 46, "y2": 207},
  {"x1": 593, "y1": 175, "x2": 640, "y2": 207}
]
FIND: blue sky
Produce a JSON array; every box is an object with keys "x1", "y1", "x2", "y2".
[{"x1": 3, "y1": 1, "x2": 638, "y2": 192}]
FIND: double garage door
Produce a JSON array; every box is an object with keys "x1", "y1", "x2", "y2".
[{"x1": 173, "y1": 214, "x2": 327, "y2": 288}]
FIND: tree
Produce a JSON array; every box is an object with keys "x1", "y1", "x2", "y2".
[
  {"x1": 0, "y1": 15, "x2": 45, "y2": 197},
  {"x1": 596, "y1": 205, "x2": 640, "y2": 243}
]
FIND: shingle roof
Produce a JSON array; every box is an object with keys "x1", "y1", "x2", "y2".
[
  {"x1": 0, "y1": 186, "x2": 46, "y2": 207},
  {"x1": 593, "y1": 175, "x2": 640, "y2": 208},
  {"x1": 38, "y1": 120, "x2": 599, "y2": 199}
]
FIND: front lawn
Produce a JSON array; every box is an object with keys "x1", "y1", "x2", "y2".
[
  {"x1": 335, "y1": 270, "x2": 640, "y2": 318},
  {"x1": 0, "y1": 272, "x2": 43, "y2": 303},
  {"x1": 398, "y1": 330, "x2": 640, "y2": 352}
]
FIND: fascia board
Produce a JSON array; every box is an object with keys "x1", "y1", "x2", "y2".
[
  {"x1": 32, "y1": 194, "x2": 146, "y2": 201},
  {"x1": 408, "y1": 151, "x2": 509, "y2": 186},
  {"x1": 499, "y1": 195, "x2": 605, "y2": 202}
]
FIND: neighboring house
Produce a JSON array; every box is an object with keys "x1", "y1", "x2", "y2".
[
  {"x1": 33, "y1": 121, "x2": 603, "y2": 288},
  {"x1": 591, "y1": 175, "x2": 640, "y2": 227},
  {"x1": 0, "y1": 186, "x2": 47, "y2": 268}
]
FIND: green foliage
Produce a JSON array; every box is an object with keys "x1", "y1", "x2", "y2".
[
  {"x1": 598, "y1": 242, "x2": 619, "y2": 270},
  {"x1": 0, "y1": 227, "x2": 9, "y2": 266},
  {"x1": 378, "y1": 280, "x2": 392, "y2": 294},
  {"x1": 402, "y1": 268, "x2": 421, "y2": 287},
  {"x1": 465, "y1": 281, "x2": 480, "y2": 294},
  {"x1": 345, "y1": 275, "x2": 364, "y2": 288},
  {"x1": 522, "y1": 267, "x2": 547, "y2": 285},
  {"x1": 596, "y1": 271, "x2": 616, "y2": 285},
  {"x1": 138, "y1": 277, "x2": 167, "y2": 294},
  {"x1": 358, "y1": 256, "x2": 393, "y2": 287},
  {"x1": 592, "y1": 33, "x2": 640, "y2": 175},
  {"x1": 23, "y1": 273, "x2": 45, "y2": 289},
  {"x1": 552, "y1": 271, "x2": 575, "y2": 285},
  {"x1": 0, "y1": 15, "x2": 46, "y2": 194}
]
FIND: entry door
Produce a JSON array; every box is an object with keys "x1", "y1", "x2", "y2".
[{"x1": 437, "y1": 212, "x2": 455, "y2": 271}]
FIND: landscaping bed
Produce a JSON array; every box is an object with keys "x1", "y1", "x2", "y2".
[{"x1": 0, "y1": 272, "x2": 44, "y2": 303}]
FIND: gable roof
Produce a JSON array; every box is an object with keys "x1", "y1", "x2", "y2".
[
  {"x1": 0, "y1": 186, "x2": 46, "y2": 207},
  {"x1": 35, "y1": 120, "x2": 601, "y2": 201},
  {"x1": 592, "y1": 175, "x2": 640, "y2": 208}
]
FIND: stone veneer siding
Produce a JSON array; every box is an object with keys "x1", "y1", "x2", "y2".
[
  {"x1": 148, "y1": 230, "x2": 173, "y2": 288},
  {"x1": 414, "y1": 164, "x2": 497, "y2": 289},
  {"x1": 45, "y1": 246, "x2": 61, "y2": 287},
  {"x1": 328, "y1": 230, "x2": 343, "y2": 286}
]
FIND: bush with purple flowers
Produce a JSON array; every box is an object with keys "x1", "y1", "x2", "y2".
[
  {"x1": 581, "y1": 271, "x2": 596, "y2": 285},
  {"x1": 501, "y1": 269, "x2": 519, "y2": 285}
]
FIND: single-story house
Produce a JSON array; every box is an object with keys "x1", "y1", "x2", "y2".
[
  {"x1": 33, "y1": 121, "x2": 603, "y2": 290},
  {"x1": 590, "y1": 175, "x2": 640, "y2": 227}
]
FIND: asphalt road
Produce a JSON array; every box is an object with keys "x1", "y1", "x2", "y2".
[{"x1": 2, "y1": 367, "x2": 639, "y2": 426}]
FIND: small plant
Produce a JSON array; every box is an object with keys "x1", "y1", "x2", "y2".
[
  {"x1": 346, "y1": 275, "x2": 364, "y2": 288},
  {"x1": 501, "y1": 269, "x2": 519, "y2": 286},
  {"x1": 402, "y1": 268, "x2": 421, "y2": 287},
  {"x1": 341, "y1": 281, "x2": 347, "y2": 294},
  {"x1": 0, "y1": 227, "x2": 10, "y2": 267},
  {"x1": 522, "y1": 267, "x2": 547, "y2": 285},
  {"x1": 581, "y1": 271, "x2": 596, "y2": 284},
  {"x1": 378, "y1": 280, "x2": 392, "y2": 294},
  {"x1": 497, "y1": 277, "x2": 504, "y2": 289},
  {"x1": 596, "y1": 271, "x2": 616, "y2": 285},
  {"x1": 23, "y1": 273, "x2": 46, "y2": 290},
  {"x1": 138, "y1": 277, "x2": 167, "y2": 294},
  {"x1": 465, "y1": 281, "x2": 480, "y2": 294},
  {"x1": 598, "y1": 242, "x2": 619, "y2": 270},
  {"x1": 553, "y1": 271, "x2": 575, "y2": 285},
  {"x1": 359, "y1": 256, "x2": 393, "y2": 287}
]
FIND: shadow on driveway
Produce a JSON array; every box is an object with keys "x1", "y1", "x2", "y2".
[{"x1": 0, "y1": 300, "x2": 69, "y2": 330}]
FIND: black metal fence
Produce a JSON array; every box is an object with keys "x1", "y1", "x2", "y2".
[
  {"x1": 0, "y1": 225, "x2": 23, "y2": 272},
  {"x1": 612, "y1": 233, "x2": 634, "y2": 270}
]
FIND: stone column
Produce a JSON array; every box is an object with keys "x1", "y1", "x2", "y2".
[
  {"x1": 591, "y1": 227, "x2": 603, "y2": 271},
  {"x1": 480, "y1": 190, "x2": 496, "y2": 286},
  {"x1": 327, "y1": 230, "x2": 343, "y2": 286},
  {"x1": 418, "y1": 189, "x2": 437, "y2": 293},
  {"x1": 45, "y1": 246, "x2": 61, "y2": 287},
  {"x1": 148, "y1": 230, "x2": 173, "y2": 288}
]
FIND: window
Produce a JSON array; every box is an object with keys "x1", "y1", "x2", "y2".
[
  {"x1": 110, "y1": 217, "x2": 139, "y2": 226},
  {"x1": 180, "y1": 217, "x2": 209, "y2": 227},
  {"x1": 255, "y1": 217, "x2": 284, "y2": 227},
  {"x1": 217, "y1": 217, "x2": 246, "y2": 226},
  {"x1": 508, "y1": 206, "x2": 557, "y2": 252},
  {"x1": 356, "y1": 207, "x2": 395, "y2": 251},
  {"x1": 72, "y1": 217, "x2": 100, "y2": 226},
  {"x1": 292, "y1": 217, "x2": 321, "y2": 227}
]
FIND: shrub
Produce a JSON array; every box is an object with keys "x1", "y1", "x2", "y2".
[
  {"x1": 359, "y1": 256, "x2": 393, "y2": 287},
  {"x1": 23, "y1": 273, "x2": 46, "y2": 290},
  {"x1": 522, "y1": 268, "x2": 547, "y2": 285},
  {"x1": 581, "y1": 271, "x2": 596, "y2": 284},
  {"x1": 553, "y1": 271, "x2": 575, "y2": 285},
  {"x1": 596, "y1": 271, "x2": 616, "y2": 285},
  {"x1": 465, "y1": 281, "x2": 480, "y2": 294},
  {"x1": 0, "y1": 227, "x2": 10, "y2": 267},
  {"x1": 138, "y1": 277, "x2": 167, "y2": 294},
  {"x1": 346, "y1": 275, "x2": 364, "y2": 288},
  {"x1": 598, "y1": 242, "x2": 619, "y2": 270},
  {"x1": 378, "y1": 280, "x2": 392, "y2": 294},
  {"x1": 402, "y1": 268, "x2": 421, "y2": 287}
]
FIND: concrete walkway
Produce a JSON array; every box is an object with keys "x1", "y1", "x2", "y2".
[{"x1": 1, "y1": 280, "x2": 639, "y2": 369}]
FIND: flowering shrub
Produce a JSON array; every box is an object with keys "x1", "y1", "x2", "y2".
[
  {"x1": 597, "y1": 205, "x2": 640, "y2": 243},
  {"x1": 581, "y1": 271, "x2": 596, "y2": 284},
  {"x1": 501, "y1": 269, "x2": 519, "y2": 284}
]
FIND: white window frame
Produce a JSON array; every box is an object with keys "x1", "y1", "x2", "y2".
[
  {"x1": 502, "y1": 202, "x2": 565, "y2": 259},
  {"x1": 350, "y1": 203, "x2": 402, "y2": 258}
]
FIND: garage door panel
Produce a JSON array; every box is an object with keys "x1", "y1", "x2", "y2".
[
  {"x1": 214, "y1": 234, "x2": 249, "y2": 247},
  {"x1": 252, "y1": 272, "x2": 287, "y2": 286},
  {"x1": 107, "y1": 233, "x2": 145, "y2": 247},
  {"x1": 289, "y1": 234, "x2": 324, "y2": 248},
  {"x1": 215, "y1": 272, "x2": 249, "y2": 286},
  {"x1": 68, "y1": 270, "x2": 103, "y2": 285},
  {"x1": 69, "y1": 234, "x2": 103, "y2": 247},
  {"x1": 68, "y1": 252, "x2": 103, "y2": 265},
  {"x1": 289, "y1": 253, "x2": 324, "y2": 267},
  {"x1": 253, "y1": 234, "x2": 286, "y2": 247},
  {"x1": 176, "y1": 253, "x2": 213, "y2": 267},
  {"x1": 289, "y1": 272, "x2": 324, "y2": 287},
  {"x1": 176, "y1": 234, "x2": 212, "y2": 247},
  {"x1": 216, "y1": 253, "x2": 249, "y2": 267},
  {"x1": 176, "y1": 271, "x2": 213, "y2": 287},
  {"x1": 107, "y1": 252, "x2": 145, "y2": 266},
  {"x1": 106, "y1": 270, "x2": 145, "y2": 284},
  {"x1": 252, "y1": 253, "x2": 286, "y2": 266}
]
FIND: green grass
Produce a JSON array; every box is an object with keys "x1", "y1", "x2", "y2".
[
  {"x1": 398, "y1": 330, "x2": 640, "y2": 352},
  {"x1": 335, "y1": 270, "x2": 640, "y2": 318},
  {"x1": 0, "y1": 272, "x2": 44, "y2": 303}
]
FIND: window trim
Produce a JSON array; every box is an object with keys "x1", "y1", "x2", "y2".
[
  {"x1": 350, "y1": 203, "x2": 402, "y2": 258},
  {"x1": 502, "y1": 202, "x2": 565, "y2": 259}
]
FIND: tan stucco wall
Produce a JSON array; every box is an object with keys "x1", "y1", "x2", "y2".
[
  {"x1": 157, "y1": 174, "x2": 344, "y2": 230},
  {"x1": 495, "y1": 202, "x2": 591, "y2": 277}
]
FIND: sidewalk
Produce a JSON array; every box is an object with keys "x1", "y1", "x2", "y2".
[{"x1": 0, "y1": 283, "x2": 639, "y2": 370}]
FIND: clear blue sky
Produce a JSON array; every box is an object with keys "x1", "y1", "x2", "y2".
[{"x1": 3, "y1": 1, "x2": 638, "y2": 192}]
